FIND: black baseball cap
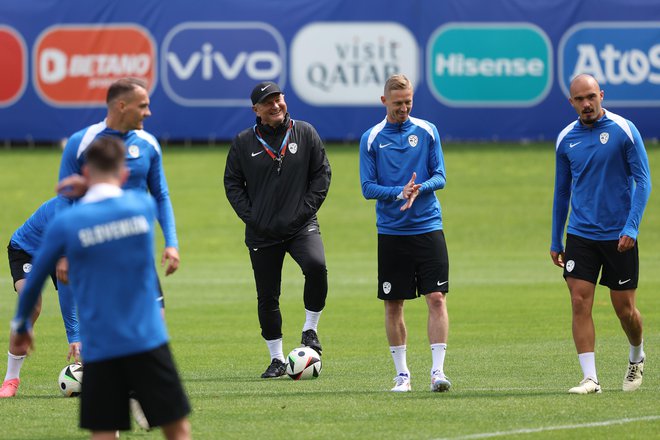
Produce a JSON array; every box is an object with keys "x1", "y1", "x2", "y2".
[{"x1": 250, "y1": 81, "x2": 282, "y2": 105}]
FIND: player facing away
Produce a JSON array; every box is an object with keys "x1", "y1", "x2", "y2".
[
  {"x1": 57, "y1": 77, "x2": 175, "y2": 430},
  {"x1": 224, "y1": 81, "x2": 331, "y2": 378},
  {"x1": 551, "y1": 73, "x2": 651, "y2": 394},
  {"x1": 10, "y1": 137, "x2": 191, "y2": 439},
  {"x1": 0, "y1": 195, "x2": 78, "y2": 398},
  {"x1": 359, "y1": 74, "x2": 451, "y2": 392}
]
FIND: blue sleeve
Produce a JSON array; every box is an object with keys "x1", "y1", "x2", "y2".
[
  {"x1": 57, "y1": 281, "x2": 80, "y2": 343},
  {"x1": 419, "y1": 125, "x2": 446, "y2": 194},
  {"x1": 58, "y1": 132, "x2": 84, "y2": 180},
  {"x1": 146, "y1": 148, "x2": 178, "y2": 248},
  {"x1": 621, "y1": 123, "x2": 652, "y2": 240},
  {"x1": 359, "y1": 132, "x2": 403, "y2": 201},
  {"x1": 12, "y1": 220, "x2": 66, "y2": 333},
  {"x1": 551, "y1": 145, "x2": 571, "y2": 252}
]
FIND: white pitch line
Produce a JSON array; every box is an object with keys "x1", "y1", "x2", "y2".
[{"x1": 435, "y1": 415, "x2": 660, "y2": 440}]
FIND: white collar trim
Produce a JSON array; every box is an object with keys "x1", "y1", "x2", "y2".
[{"x1": 80, "y1": 184, "x2": 123, "y2": 204}]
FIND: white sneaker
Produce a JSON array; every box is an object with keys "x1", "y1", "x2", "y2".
[
  {"x1": 130, "y1": 397, "x2": 150, "y2": 430},
  {"x1": 568, "y1": 377, "x2": 601, "y2": 394},
  {"x1": 430, "y1": 370, "x2": 451, "y2": 392},
  {"x1": 623, "y1": 358, "x2": 644, "y2": 392},
  {"x1": 391, "y1": 373, "x2": 411, "y2": 392}
]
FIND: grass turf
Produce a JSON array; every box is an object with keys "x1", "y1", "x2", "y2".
[{"x1": 0, "y1": 143, "x2": 658, "y2": 439}]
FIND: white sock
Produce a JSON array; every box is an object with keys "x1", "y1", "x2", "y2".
[
  {"x1": 630, "y1": 341, "x2": 645, "y2": 363},
  {"x1": 265, "y1": 338, "x2": 285, "y2": 362},
  {"x1": 5, "y1": 352, "x2": 26, "y2": 381},
  {"x1": 390, "y1": 345, "x2": 409, "y2": 376},
  {"x1": 430, "y1": 343, "x2": 447, "y2": 375},
  {"x1": 578, "y1": 352, "x2": 597, "y2": 382},
  {"x1": 302, "y1": 309, "x2": 322, "y2": 332}
]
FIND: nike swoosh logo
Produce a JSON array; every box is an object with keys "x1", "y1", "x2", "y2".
[
  {"x1": 618, "y1": 279, "x2": 631, "y2": 285},
  {"x1": 379, "y1": 142, "x2": 393, "y2": 149},
  {"x1": 569, "y1": 142, "x2": 581, "y2": 148},
  {"x1": 437, "y1": 281, "x2": 448, "y2": 286},
  {"x1": 308, "y1": 227, "x2": 317, "y2": 232},
  {"x1": 260, "y1": 85, "x2": 271, "y2": 92},
  {"x1": 251, "y1": 151, "x2": 264, "y2": 157}
]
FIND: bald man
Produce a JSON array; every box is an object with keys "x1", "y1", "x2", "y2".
[{"x1": 550, "y1": 74, "x2": 651, "y2": 394}]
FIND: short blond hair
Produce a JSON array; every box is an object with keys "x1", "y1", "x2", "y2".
[{"x1": 384, "y1": 74, "x2": 412, "y2": 96}]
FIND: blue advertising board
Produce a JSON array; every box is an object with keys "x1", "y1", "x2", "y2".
[{"x1": 0, "y1": 0, "x2": 658, "y2": 142}]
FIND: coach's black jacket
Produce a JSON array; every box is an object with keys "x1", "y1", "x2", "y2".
[{"x1": 224, "y1": 113, "x2": 332, "y2": 248}]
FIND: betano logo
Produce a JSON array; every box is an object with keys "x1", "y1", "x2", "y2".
[
  {"x1": 0, "y1": 26, "x2": 27, "y2": 107},
  {"x1": 426, "y1": 23, "x2": 552, "y2": 107},
  {"x1": 33, "y1": 24, "x2": 156, "y2": 107},
  {"x1": 559, "y1": 22, "x2": 660, "y2": 106},
  {"x1": 161, "y1": 22, "x2": 285, "y2": 107}
]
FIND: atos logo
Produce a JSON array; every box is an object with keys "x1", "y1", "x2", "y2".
[
  {"x1": 161, "y1": 22, "x2": 285, "y2": 107},
  {"x1": 559, "y1": 22, "x2": 660, "y2": 106},
  {"x1": 0, "y1": 26, "x2": 27, "y2": 107},
  {"x1": 33, "y1": 24, "x2": 156, "y2": 107}
]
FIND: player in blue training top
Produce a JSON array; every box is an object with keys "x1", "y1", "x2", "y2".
[
  {"x1": 10, "y1": 137, "x2": 191, "y2": 438},
  {"x1": 551, "y1": 74, "x2": 651, "y2": 395},
  {"x1": 359, "y1": 74, "x2": 450, "y2": 393},
  {"x1": 0, "y1": 195, "x2": 78, "y2": 398},
  {"x1": 58, "y1": 77, "x2": 180, "y2": 294}
]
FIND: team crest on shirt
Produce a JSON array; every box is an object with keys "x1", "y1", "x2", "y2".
[
  {"x1": 288, "y1": 143, "x2": 298, "y2": 154},
  {"x1": 23, "y1": 263, "x2": 32, "y2": 274},
  {"x1": 599, "y1": 132, "x2": 609, "y2": 144},
  {"x1": 408, "y1": 135, "x2": 418, "y2": 147},
  {"x1": 566, "y1": 260, "x2": 575, "y2": 272},
  {"x1": 382, "y1": 282, "x2": 391, "y2": 295},
  {"x1": 128, "y1": 145, "x2": 140, "y2": 158}
]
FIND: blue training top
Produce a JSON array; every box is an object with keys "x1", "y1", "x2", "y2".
[
  {"x1": 551, "y1": 109, "x2": 652, "y2": 252},
  {"x1": 59, "y1": 120, "x2": 178, "y2": 249},
  {"x1": 10, "y1": 195, "x2": 79, "y2": 343},
  {"x1": 359, "y1": 117, "x2": 446, "y2": 235},
  {"x1": 10, "y1": 196, "x2": 72, "y2": 255},
  {"x1": 12, "y1": 185, "x2": 168, "y2": 362}
]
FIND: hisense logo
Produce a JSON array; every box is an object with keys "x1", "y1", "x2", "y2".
[
  {"x1": 426, "y1": 23, "x2": 552, "y2": 107},
  {"x1": 434, "y1": 53, "x2": 545, "y2": 77}
]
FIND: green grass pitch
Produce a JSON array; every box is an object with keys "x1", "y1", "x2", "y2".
[{"x1": 0, "y1": 143, "x2": 658, "y2": 439}]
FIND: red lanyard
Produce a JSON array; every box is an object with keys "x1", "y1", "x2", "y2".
[{"x1": 253, "y1": 120, "x2": 294, "y2": 160}]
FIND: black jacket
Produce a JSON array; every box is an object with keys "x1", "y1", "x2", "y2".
[{"x1": 224, "y1": 114, "x2": 332, "y2": 248}]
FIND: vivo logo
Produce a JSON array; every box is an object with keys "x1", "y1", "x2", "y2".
[
  {"x1": 161, "y1": 22, "x2": 285, "y2": 107},
  {"x1": 166, "y1": 43, "x2": 280, "y2": 80},
  {"x1": 559, "y1": 22, "x2": 660, "y2": 106}
]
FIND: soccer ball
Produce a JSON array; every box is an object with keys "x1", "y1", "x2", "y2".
[
  {"x1": 58, "y1": 363, "x2": 83, "y2": 397},
  {"x1": 286, "y1": 346, "x2": 322, "y2": 380}
]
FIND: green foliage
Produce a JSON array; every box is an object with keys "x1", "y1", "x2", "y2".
[{"x1": 0, "y1": 144, "x2": 658, "y2": 439}]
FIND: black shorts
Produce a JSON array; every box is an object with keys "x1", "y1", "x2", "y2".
[
  {"x1": 80, "y1": 344, "x2": 190, "y2": 431},
  {"x1": 563, "y1": 234, "x2": 639, "y2": 290},
  {"x1": 377, "y1": 230, "x2": 449, "y2": 300},
  {"x1": 7, "y1": 244, "x2": 57, "y2": 291}
]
